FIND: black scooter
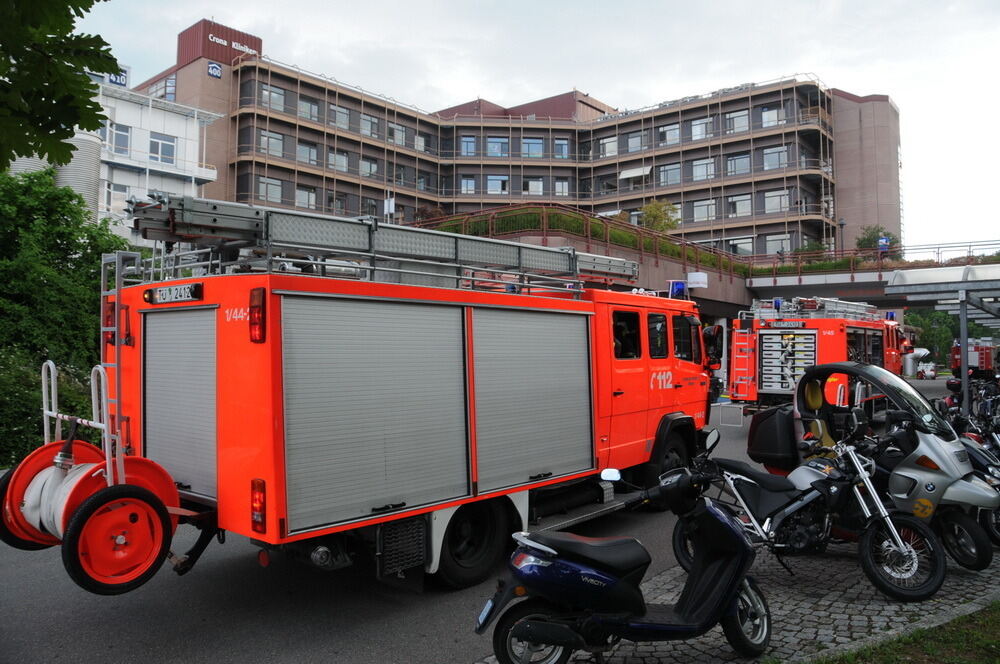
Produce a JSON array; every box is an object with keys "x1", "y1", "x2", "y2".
[{"x1": 475, "y1": 432, "x2": 771, "y2": 664}]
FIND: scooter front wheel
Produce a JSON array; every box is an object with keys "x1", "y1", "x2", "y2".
[
  {"x1": 979, "y1": 508, "x2": 1000, "y2": 547},
  {"x1": 672, "y1": 518, "x2": 695, "y2": 573},
  {"x1": 859, "y1": 514, "x2": 946, "y2": 602},
  {"x1": 492, "y1": 598, "x2": 573, "y2": 664},
  {"x1": 721, "y1": 578, "x2": 771, "y2": 657}
]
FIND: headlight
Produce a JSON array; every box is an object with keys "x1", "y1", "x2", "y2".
[{"x1": 989, "y1": 466, "x2": 1000, "y2": 480}]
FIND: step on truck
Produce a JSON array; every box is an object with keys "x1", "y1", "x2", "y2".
[
  {"x1": 0, "y1": 195, "x2": 722, "y2": 595},
  {"x1": 728, "y1": 296, "x2": 912, "y2": 412}
]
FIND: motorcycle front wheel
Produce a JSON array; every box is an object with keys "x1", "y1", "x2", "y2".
[
  {"x1": 492, "y1": 598, "x2": 573, "y2": 664},
  {"x1": 720, "y1": 578, "x2": 771, "y2": 657},
  {"x1": 859, "y1": 514, "x2": 946, "y2": 602},
  {"x1": 938, "y1": 510, "x2": 993, "y2": 570}
]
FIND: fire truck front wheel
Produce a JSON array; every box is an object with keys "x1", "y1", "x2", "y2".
[
  {"x1": 436, "y1": 500, "x2": 508, "y2": 589},
  {"x1": 61, "y1": 484, "x2": 173, "y2": 595},
  {"x1": 643, "y1": 434, "x2": 689, "y2": 509}
]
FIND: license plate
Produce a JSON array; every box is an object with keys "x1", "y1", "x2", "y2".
[
  {"x1": 152, "y1": 283, "x2": 203, "y2": 304},
  {"x1": 477, "y1": 598, "x2": 494, "y2": 628}
]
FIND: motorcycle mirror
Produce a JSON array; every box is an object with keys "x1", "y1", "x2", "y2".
[
  {"x1": 848, "y1": 407, "x2": 867, "y2": 437},
  {"x1": 798, "y1": 441, "x2": 813, "y2": 452},
  {"x1": 600, "y1": 468, "x2": 622, "y2": 482},
  {"x1": 704, "y1": 429, "x2": 721, "y2": 455},
  {"x1": 886, "y1": 409, "x2": 914, "y2": 424}
]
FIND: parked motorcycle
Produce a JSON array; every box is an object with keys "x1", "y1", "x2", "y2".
[
  {"x1": 476, "y1": 431, "x2": 772, "y2": 664},
  {"x1": 677, "y1": 400, "x2": 946, "y2": 602}
]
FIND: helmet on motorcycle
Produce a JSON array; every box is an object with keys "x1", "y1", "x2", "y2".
[{"x1": 946, "y1": 378, "x2": 962, "y2": 393}]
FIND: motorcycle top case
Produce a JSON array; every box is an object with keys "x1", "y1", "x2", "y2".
[{"x1": 747, "y1": 404, "x2": 799, "y2": 471}]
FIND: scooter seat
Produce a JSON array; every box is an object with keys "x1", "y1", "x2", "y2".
[
  {"x1": 530, "y1": 531, "x2": 651, "y2": 576},
  {"x1": 714, "y1": 458, "x2": 796, "y2": 492}
]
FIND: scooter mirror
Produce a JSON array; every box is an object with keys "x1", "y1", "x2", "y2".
[{"x1": 600, "y1": 468, "x2": 622, "y2": 482}]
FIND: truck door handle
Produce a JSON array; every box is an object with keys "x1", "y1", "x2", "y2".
[
  {"x1": 613, "y1": 390, "x2": 625, "y2": 396},
  {"x1": 529, "y1": 472, "x2": 553, "y2": 481},
  {"x1": 371, "y1": 502, "x2": 406, "y2": 513}
]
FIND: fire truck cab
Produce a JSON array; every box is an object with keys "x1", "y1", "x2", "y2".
[
  {"x1": 0, "y1": 196, "x2": 720, "y2": 595},
  {"x1": 729, "y1": 296, "x2": 911, "y2": 410}
]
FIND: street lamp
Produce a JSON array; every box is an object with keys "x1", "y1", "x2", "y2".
[{"x1": 837, "y1": 217, "x2": 846, "y2": 254}]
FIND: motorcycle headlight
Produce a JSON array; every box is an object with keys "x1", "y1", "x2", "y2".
[{"x1": 989, "y1": 466, "x2": 1000, "y2": 480}]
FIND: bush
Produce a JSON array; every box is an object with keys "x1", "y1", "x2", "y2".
[
  {"x1": 608, "y1": 227, "x2": 638, "y2": 248},
  {"x1": 494, "y1": 210, "x2": 543, "y2": 234},
  {"x1": 548, "y1": 212, "x2": 586, "y2": 236},
  {"x1": 588, "y1": 220, "x2": 606, "y2": 241}
]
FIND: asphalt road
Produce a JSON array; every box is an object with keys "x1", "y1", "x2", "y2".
[{"x1": 0, "y1": 379, "x2": 948, "y2": 664}]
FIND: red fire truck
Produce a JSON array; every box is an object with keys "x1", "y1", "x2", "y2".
[
  {"x1": 729, "y1": 296, "x2": 911, "y2": 410},
  {"x1": 950, "y1": 338, "x2": 995, "y2": 379},
  {"x1": 0, "y1": 196, "x2": 721, "y2": 595}
]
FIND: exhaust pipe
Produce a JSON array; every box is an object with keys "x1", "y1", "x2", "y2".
[{"x1": 511, "y1": 620, "x2": 586, "y2": 649}]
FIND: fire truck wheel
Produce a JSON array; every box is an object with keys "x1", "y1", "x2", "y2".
[
  {"x1": 437, "y1": 500, "x2": 508, "y2": 589},
  {"x1": 643, "y1": 435, "x2": 689, "y2": 510},
  {"x1": 61, "y1": 484, "x2": 172, "y2": 595},
  {"x1": 0, "y1": 470, "x2": 52, "y2": 551}
]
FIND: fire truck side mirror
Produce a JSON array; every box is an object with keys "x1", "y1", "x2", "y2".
[{"x1": 702, "y1": 325, "x2": 724, "y2": 365}]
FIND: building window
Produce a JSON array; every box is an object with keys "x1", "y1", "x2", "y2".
[
  {"x1": 387, "y1": 122, "x2": 406, "y2": 146},
  {"x1": 416, "y1": 132, "x2": 430, "y2": 153},
  {"x1": 329, "y1": 150, "x2": 348, "y2": 172},
  {"x1": 762, "y1": 146, "x2": 788, "y2": 170},
  {"x1": 523, "y1": 177, "x2": 543, "y2": 195},
  {"x1": 692, "y1": 199, "x2": 716, "y2": 222},
  {"x1": 297, "y1": 141, "x2": 318, "y2": 166},
  {"x1": 417, "y1": 172, "x2": 429, "y2": 192},
  {"x1": 393, "y1": 164, "x2": 406, "y2": 186},
  {"x1": 657, "y1": 124, "x2": 679, "y2": 146},
  {"x1": 298, "y1": 96, "x2": 319, "y2": 122},
  {"x1": 658, "y1": 163, "x2": 680, "y2": 187},
  {"x1": 727, "y1": 194, "x2": 751, "y2": 218},
  {"x1": 330, "y1": 104, "x2": 349, "y2": 130},
  {"x1": 487, "y1": 136, "x2": 509, "y2": 157},
  {"x1": 360, "y1": 157, "x2": 378, "y2": 177},
  {"x1": 148, "y1": 132, "x2": 176, "y2": 164},
  {"x1": 554, "y1": 138, "x2": 569, "y2": 159},
  {"x1": 461, "y1": 176, "x2": 476, "y2": 194},
  {"x1": 692, "y1": 158, "x2": 715, "y2": 181},
  {"x1": 522, "y1": 137, "x2": 544, "y2": 158},
  {"x1": 258, "y1": 129, "x2": 283, "y2": 157},
  {"x1": 330, "y1": 193, "x2": 347, "y2": 214},
  {"x1": 725, "y1": 110, "x2": 749, "y2": 134},
  {"x1": 105, "y1": 182, "x2": 129, "y2": 215},
  {"x1": 599, "y1": 136, "x2": 617, "y2": 158},
  {"x1": 762, "y1": 106, "x2": 786, "y2": 128},
  {"x1": 725, "y1": 237, "x2": 754, "y2": 256},
  {"x1": 111, "y1": 123, "x2": 130, "y2": 156},
  {"x1": 362, "y1": 197, "x2": 378, "y2": 216},
  {"x1": 555, "y1": 177, "x2": 569, "y2": 196},
  {"x1": 764, "y1": 189, "x2": 790, "y2": 213},
  {"x1": 461, "y1": 135, "x2": 476, "y2": 156},
  {"x1": 765, "y1": 233, "x2": 791, "y2": 254},
  {"x1": 690, "y1": 117, "x2": 713, "y2": 141},
  {"x1": 360, "y1": 113, "x2": 379, "y2": 137},
  {"x1": 626, "y1": 131, "x2": 642, "y2": 153},
  {"x1": 257, "y1": 176, "x2": 282, "y2": 203},
  {"x1": 296, "y1": 186, "x2": 316, "y2": 209},
  {"x1": 727, "y1": 153, "x2": 751, "y2": 176},
  {"x1": 629, "y1": 210, "x2": 641, "y2": 225},
  {"x1": 486, "y1": 175, "x2": 509, "y2": 195},
  {"x1": 261, "y1": 84, "x2": 285, "y2": 112},
  {"x1": 148, "y1": 75, "x2": 176, "y2": 101}
]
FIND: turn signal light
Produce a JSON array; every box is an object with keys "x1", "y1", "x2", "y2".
[
  {"x1": 915, "y1": 455, "x2": 940, "y2": 471},
  {"x1": 249, "y1": 287, "x2": 266, "y2": 343},
  {"x1": 103, "y1": 300, "x2": 115, "y2": 345},
  {"x1": 251, "y1": 478, "x2": 266, "y2": 533}
]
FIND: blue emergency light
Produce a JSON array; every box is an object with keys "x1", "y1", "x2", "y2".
[
  {"x1": 670, "y1": 281, "x2": 688, "y2": 298},
  {"x1": 886, "y1": 311, "x2": 895, "y2": 320}
]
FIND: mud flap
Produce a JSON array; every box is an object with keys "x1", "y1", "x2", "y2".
[{"x1": 475, "y1": 576, "x2": 520, "y2": 634}]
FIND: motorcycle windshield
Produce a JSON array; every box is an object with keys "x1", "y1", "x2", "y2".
[{"x1": 876, "y1": 371, "x2": 956, "y2": 440}]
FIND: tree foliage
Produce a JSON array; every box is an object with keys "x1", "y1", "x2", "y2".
[
  {"x1": 904, "y1": 307, "x2": 993, "y2": 364},
  {"x1": 855, "y1": 224, "x2": 901, "y2": 254},
  {"x1": 0, "y1": 1, "x2": 119, "y2": 171},
  {"x1": 0, "y1": 169, "x2": 126, "y2": 463},
  {"x1": 639, "y1": 200, "x2": 680, "y2": 232}
]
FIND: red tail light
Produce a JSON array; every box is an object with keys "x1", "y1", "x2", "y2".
[
  {"x1": 251, "y1": 478, "x2": 266, "y2": 533},
  {"x1": 249, "y1": 287, "x2": 266, "y2": 343},
  {"x1": 103, "y1": 300, "x2": 115, "y2": 345}
]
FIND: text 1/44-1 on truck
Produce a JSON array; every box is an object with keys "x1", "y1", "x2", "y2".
[{"x1": 0, "y1": 196, "x2": 722, "y2": 595}]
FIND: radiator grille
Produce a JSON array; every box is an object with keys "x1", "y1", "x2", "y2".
[{"x1": 377, "y1": 517, "x2": 427, "y2": 577}]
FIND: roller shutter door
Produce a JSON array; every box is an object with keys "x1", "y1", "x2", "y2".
[
  {"x1": 474, "y1": 308, "x2": 593, "y2": 492},
  {"x1": 143, "y1": 308, "x2": 217, "y2": 498},
  {"x1": 282, "y1": 296, "x2": 469, "y2": 533}
]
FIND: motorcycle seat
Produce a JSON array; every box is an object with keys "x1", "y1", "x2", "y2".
[
  {"x1": 529, "y1": 531, "x2": 651, "y2": 576},
  {"x1": 714, "y1": 458, "x2": 796, "y2": 492}
]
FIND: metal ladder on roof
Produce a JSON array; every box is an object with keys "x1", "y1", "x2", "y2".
[{"x1": 98, "y1": 251, "x2": 142, "y2": 471}]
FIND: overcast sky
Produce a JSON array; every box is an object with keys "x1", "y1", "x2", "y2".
[{"x1": 78, "y1": 0, "x2": 999, "y2": 247}]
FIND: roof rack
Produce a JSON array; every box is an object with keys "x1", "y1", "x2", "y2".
[
  {"x1": 750, "y1": 296, "x2": 880, "y2": 321},
  {"x1": 127, "y1": 195, "x2": 638, "y2": 294}
]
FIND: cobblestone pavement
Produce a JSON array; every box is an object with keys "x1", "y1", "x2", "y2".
[{"x1": 475, "y1": 542, "x2": 1000, "y2": 663}]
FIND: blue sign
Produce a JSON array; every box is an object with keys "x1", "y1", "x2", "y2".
[
  {"x1": 878, "y1": 236, "x2": 890, "y2": 252},
  {"x1": 107, "y1": 70, "x2": 128, "y2": 87},
  {"x1": 207, "y1": 62, "x2": 222, "y2": 79}
]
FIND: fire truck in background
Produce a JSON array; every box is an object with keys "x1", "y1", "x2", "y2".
[
  {"x1": 0, "y1": 196, "x2": 722, "y2": 596},
  {"x1": 951, "y1": 338, "x2": 995, "y2": 379},
  {"x1": 729, "y1": 296, "x2": 912, "y2": 410}
]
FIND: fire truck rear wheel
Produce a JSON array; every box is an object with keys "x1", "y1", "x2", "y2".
[
  {"x1": 0, "y1": 470, "x2": 52, "y2": 551},
  {"x1": 62, "y1": 484, "x2": 172, "y2": 595},
  {"x1": 437, "y1": 500, "x2": 508, "y2": 589},
  {"x1": 643, "y1": 434, "x2": 689, "y2": 510}
]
